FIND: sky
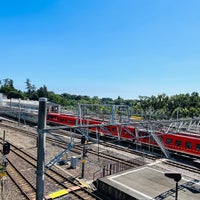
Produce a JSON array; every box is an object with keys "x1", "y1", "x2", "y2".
[{"x1": 0, "y1": 0, "x2": 200, "y2": 100}]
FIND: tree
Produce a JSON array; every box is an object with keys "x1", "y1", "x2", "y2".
[
  {"x1": 25, "y1": 78, "x2": 36, "y2": 94},
  {"x1": 2, "y1": 78, "x2": 14, "y2": 88},
  {"x1": 37, "y1": 85, "x2": 48, "y2": 98},
  {"x1": 7, "y1": 90, "x2": 24, "y2": 99},
  {"x1": 0, "y1": 78, "x2": 23, "y2": 99},
  {"x1": 190, "y1": 92, "x2": 200, "y2": 107},
  {"x1": 114, "y1": 96, "x2": 124, "y2": 105},
  {"x1": 25, "y1": 78, "x2": 31, "y2": 94},
  {"x1": 101, "y1": 97, "x2": 113, "y2": 105}
]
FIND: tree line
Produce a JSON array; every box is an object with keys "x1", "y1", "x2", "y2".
[{"x1": 0, "y1": 78, "x2": 200, "y2": 119}]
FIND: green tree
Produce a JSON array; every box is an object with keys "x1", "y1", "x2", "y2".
[
  {"x1": 2, "y1": 78, "x2": 14, "y2": 88},
  {"x1": 25, "y1": 78, "x2": 36, "y2": 95},
  {"x1": 37, "y1": 85, "x2": 48, "y2": 98}
]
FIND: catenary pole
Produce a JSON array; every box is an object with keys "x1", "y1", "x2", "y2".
[{"x1": 36, "y1": 98, "x2": 47, "y2": 200}]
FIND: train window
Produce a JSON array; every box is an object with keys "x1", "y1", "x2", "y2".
[
  {"x1": 196, "y1": 144, "x2": 200, "y2": 151},
  {"x1": 49, "y1": 116, "x2": 57, "y2": 120},
  {"x1": 137, "y1": 131, "x2": 142, "y2": 136},
  {"x1": 175, "y1": 140, "x2": 182, "y2": 147},
  {"x1": 112, "y1": 127, "x2": 116, "y2": 132},
  {"x1": 185, "y1": 142, "x2": 192, "y2": 149},
  {"x1": 166, "y1": 138, "x2": 172, "y2": 144}
]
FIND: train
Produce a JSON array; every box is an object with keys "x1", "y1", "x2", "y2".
[
  {"x1": 1, "y1": 107, "x2": 200, "y2": 158},
  {"x1": 47, "y1": 112, "x2": 135, "y2": 139},
  {"x1": 47, "y1": 112, "x2": 200, "y2": 158},
  {"x1": 2, "y1": 98, "x2": 198, "y2": 158}
]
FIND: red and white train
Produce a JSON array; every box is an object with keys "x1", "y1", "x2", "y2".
[{"x1": 47, "y1": 112, "x2": 200, "y2": 158}]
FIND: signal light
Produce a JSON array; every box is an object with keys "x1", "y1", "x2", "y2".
[
  {"x1": 3, "y1": 142, "x2": 10, "y2": 155},
  {"x1": 83, "y1": 148, "x2": 88, "y2": 157},
  {"x1": 81, "y1": 136, "x2": 86, "y2": 145}
]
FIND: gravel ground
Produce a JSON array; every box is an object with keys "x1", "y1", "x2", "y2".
[
  {"x1": 0, "y1": 124, "x2": 133, "y2": 199},
  {"x1": 1, "y1": 123, "x2": 200, "y2": 200}
]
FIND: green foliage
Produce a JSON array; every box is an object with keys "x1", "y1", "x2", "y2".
[
  {"x1": 1, "y1": 78, "x2": 200, "y2": 119},
  {"x1": 37, "y1": 85, "x2": 48, "y2": 98},
  {"x1": 0, "y1": 78, "x2": 25, "y2": 99}
]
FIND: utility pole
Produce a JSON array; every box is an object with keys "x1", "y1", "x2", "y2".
[
  {"x1": 81, "y1": 136, "x2": 87, "y2": 179},
  {"x1": 81, "y1": 144, "x2": 86, "y2": 178},
  {"x1": 1, "y1": 131, "x2": 6, "y2": 200},
  {"x1": 36, "y1": 98, "x2": 47, "y2": 200}
]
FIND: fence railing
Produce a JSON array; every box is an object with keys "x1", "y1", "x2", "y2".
[{"x1": 93, "y1": 157, "x2": 145, "y2": 180}]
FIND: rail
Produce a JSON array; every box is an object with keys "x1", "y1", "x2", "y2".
[{"x1": 1, "y1": 139, "x2": 103, "y2": 200}]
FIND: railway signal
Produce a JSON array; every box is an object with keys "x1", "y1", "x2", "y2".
[
  {"x1": 1, "y1": 131, "x2": 8, "y2": 200},
  {"x1": 3, "y1": 142, "x2": 10, "y2": 155},
  {"x1": 81, "y1": 136, "x2": 86, "y2": 145}
]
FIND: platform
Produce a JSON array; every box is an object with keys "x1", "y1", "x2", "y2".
[{"x1": 97, "y1": 163, "x2": 200, "y2": 200}]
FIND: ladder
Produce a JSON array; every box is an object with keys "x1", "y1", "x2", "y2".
[{"x1": 45, "y1": 143, "x2": 73, "y2": 168}]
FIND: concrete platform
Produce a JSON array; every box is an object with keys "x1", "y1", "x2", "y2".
[{"x1": 97, "y1": 164, "x2": 200, "y2": 200}]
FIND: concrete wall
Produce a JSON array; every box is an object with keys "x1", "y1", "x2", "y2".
[{"x1": 96, "y1": 179, "x2": 137, "y2": 200}]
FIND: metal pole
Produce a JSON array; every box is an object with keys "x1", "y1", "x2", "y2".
[
  {"x1": 81, "y1": 144, "x2": 86, "y2": 178},
  {"x1": 1, "y1": 130, "x2": 6, "y2": 200},
  {"x1": 1, "y1": 178, "x2": 4, "y2": 200},
  {"x1": 3, "y1": 130, "x2": 5, "y2": 143},
  {"x1": 36, "y1": 98, "x2": 47, "y2": 200},
  {"x1": 18, "y1": 99, "x2": 21, "y2": 126},
  {"x1": 175, "y1": 182, "x2": 178, "y2": 200},
  {"x1": 177, "y1": 109, "x2": 179, "y2": 121},
  {"x1": 110, "y1": 105, "x2": 115, "y2": 124},
  {"x1": 81, "y1": 161, "x2": 85, "y2": 178},
  {"x1": 96, "y1": 127, "x2": 100, "y2": 161}
]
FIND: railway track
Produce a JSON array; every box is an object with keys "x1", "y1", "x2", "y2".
[
  {"x1": 3, "y1": 120, "x2": 199, "y2": 172},
  {"x1": 6, "y1": 157, "x2": 36, "y2": 200},
  {"x1": 162, "y1": 159, "x2": 200, "y2": 174},
  {"x1": 2, "y1": 118, "x2": 200, "y2": 199},
  {"x1": 97, "y1": 140, "x2": 159, "y2": 160},
  {"x1": 1, "y1": 140, "x2": 103, "y2": 200},
  {"x1": 2, "y1": 120, "x2": 197, "y2": 168},
  {"x1": 0, "y1": 122, "x2": 153, "y2": 164}
]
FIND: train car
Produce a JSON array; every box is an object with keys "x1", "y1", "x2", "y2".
[
  {"x1": 162, "y1": 133, "x2": 200, "y2": 157},
  {"x1": 47, "y1": 112, "x2": 77, "y2": 126},
  {"x1": 47, "y1": 112, "x2": 200, "y2": 158},
  {"x1": 47, "y1": 112, "x2": 136, "y2": 140},
  {"x1": 136, "y1": 130, "x2": 200, "y2": 157}
]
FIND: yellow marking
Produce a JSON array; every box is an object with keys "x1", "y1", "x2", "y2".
[
  {"x1": 82, "y1": 159, "x2": 86, "y2": 163},
  {"x1": 130, "y1": 116, "x2": 143, "y2": 120},
  {"x1": 48, "y1": 189, "x2": 68, "y2": 199},
  {"x1": 80, "y1": 181, "x2": 90, "y2": 189},
  {"x1": 0, "y1": 172, "x2": 6, "y2": 177}
]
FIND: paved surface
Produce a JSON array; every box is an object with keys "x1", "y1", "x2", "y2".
[{"x1": 101, "y1": 165, "x2": 200, "y2": 200}]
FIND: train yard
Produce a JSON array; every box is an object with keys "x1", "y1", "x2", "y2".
[
  {"x1": 0, "y1": 120, "x2": 106, "y2": 199},
  {"x1": 0, "y1": 98, "x2": 200, "y2": 199},
  {"x1": 0, "y1": 116, "x2": 200, "y2": 199}
]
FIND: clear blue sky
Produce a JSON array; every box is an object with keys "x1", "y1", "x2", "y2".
[{"x1": 0, "y1": 0, "x2": 200, "y2": 100}]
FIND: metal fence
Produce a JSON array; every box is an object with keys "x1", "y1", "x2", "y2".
[{"x1": 93, "y1": 157, "x2": 145, "y2": 180}]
